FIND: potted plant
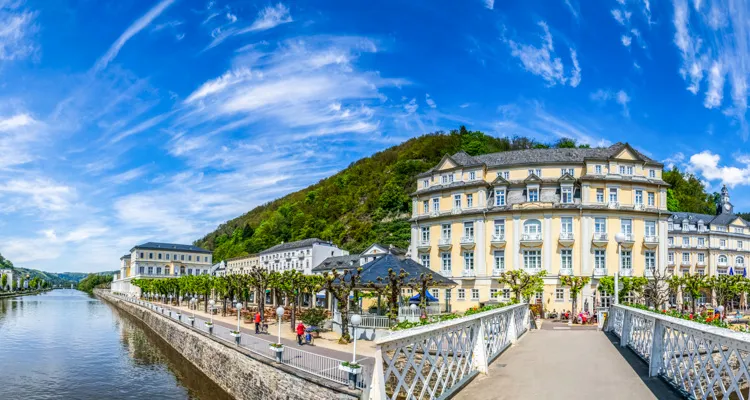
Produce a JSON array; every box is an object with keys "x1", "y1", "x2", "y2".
[
  {"x1": 269, "y1": 343, "x2": 284, "y2": 352},
  {"x1": 339, "y1": 361, "x2": 362, "y2": 374},
  {"x1": 204, "y1": 321, "x2": 213, "y2": 328}
]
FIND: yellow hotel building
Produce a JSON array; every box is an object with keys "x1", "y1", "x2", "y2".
[{"x1": 409, "y1": 143, "x2": 669, "y2": 313}]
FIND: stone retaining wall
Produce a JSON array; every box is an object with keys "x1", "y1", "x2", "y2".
[{"x1": 96, "y1": 290, "x2": 360, "y2": 400}]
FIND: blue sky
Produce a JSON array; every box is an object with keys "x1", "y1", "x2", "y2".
[{"x1": 1, "y1": 0, "x2": 749, "y2": 273}]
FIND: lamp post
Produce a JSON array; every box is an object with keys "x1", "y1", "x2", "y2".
[
  {"x1": 275, "y1": 306, "x2": 285, "y2": 362},
  {"x1": 348, "y1": 313, "x2": 362, "y2": 389},
  {"x1": 189, "y1": 297, "x2": 196, "y2": 326},
  {"x1": 614, "y1": 232, "x2": 626, "y2": 305},
  {"x1": 234, "y1": 302, "x2": 243, "y2": 344}
]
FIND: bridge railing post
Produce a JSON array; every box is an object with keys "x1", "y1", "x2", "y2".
[
  {"x1": 620, "y1": 309, "x2": 632, "y2": 347},
  {"x1": 648, "y1": 318, "x2": 665, "y2": 377},
  {"x1": 471, "y1": 319, "x2": 489, "y2": 374},
  {"x1": 508, "y1": 308, "x2": 518, "y2": 345},
  {"x1": 368, "y1": 347, "x2": 386, "y2": 400}
]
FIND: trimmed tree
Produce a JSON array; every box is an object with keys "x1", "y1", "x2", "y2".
[
  {"x1": 274, "y1": 270, "x2": 307, "y2": 331},
  {"x1": 497, "y1": 270, "x2": 545, "y2": 302},
  {"x1": 682, "y1": 273, "x2": 708, "y2": 314},
  {"x1": 560, "y1": 276, "x2": 590, "y2": 322},
  {"x1": 323, "y1": 267, "x2": 363, "y2": 344},
  {"x1": 247, "y1": 267, "x2": 272, "y2": 322}
]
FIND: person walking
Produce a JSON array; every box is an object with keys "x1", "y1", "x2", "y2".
[
  {"x1": 254, "y1": 311, "x2": 262, "y2": 334},
  {"x1": 296, "y1": 321, "x2": 305, "y2": 346}
]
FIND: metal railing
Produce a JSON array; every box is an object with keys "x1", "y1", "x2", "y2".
[
  {"x1": 369, "y1": 303, "x2": 529, "y2": 400},
  {"x1": 559, "y1": 232, "x2": 574, "y2": 241},
  {"x1": 360, "y1": 314, "x2": 391, "y2": 329},
  {"x1": 521, "y1": 233, "x2": 542, "y2": 241},
  {"x1": 106, "y1": 291, "x2": 367, "y2": 389},
  {"x1": 593, "y1": 232, "x2": 608, "y2": 241},
  {"x1": 608, "y1": 304, "x2": 750, "y2": 399}
]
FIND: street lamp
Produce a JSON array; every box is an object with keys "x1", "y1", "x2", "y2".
[
  {"x1": 276, "y1": 306, "x2": 285, "y2": 345},
  {"x1": 234, "y1": 302, "x2": 243, "y2": 344},
  {"x1": 209, "y1": 299, "x2": 215, "y2": 325},
  {"x1": 614, "y1": 232, "x2": 626, "y2": 305},
  {"x1": 350, "y1": 314, "x2": 362, "y2": 363}
]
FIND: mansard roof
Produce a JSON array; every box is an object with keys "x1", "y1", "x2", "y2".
[{"x1": 131, "y1": 242, "x2": 211, "y2": 254}]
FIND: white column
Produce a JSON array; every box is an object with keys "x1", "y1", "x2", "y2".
[
  {"x1": 582, "y1": 215, "x2": 591, "y2": 274},
  {"x1": 658, "y1": 220, "x2": 668, "y2": 273},
  {"x1": 410, "y1": 224, "x2": 418, "y2": 262},
  {"x1": 513, "y1": 215, "x2": 521, "y2": 269},
  {"x1": 476, "y1": 219, "x2": 486, "y2": 276},
  {"x1": 543, "y1": 214, "x2": 552, "y2": 273},
  {"x1": 582, "y1": 184, "x2": 590, "y2": 204}
]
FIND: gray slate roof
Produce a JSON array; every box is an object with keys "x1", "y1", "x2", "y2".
[
  {"x1": 669, "y1": 211, "x2": 750, "y2": 228},
  {"x1": 259, "y1": 238, "x2": 331, "y2": 254},
  {"x1": 356, "y1": 254, "x2": 456, "y2": 287},
  {"x1": 313, "y1": 254, "x2": 361, "y2": 273},
  {"x1": 132, "y1": 242, "x2": 211, "y2": 254}
]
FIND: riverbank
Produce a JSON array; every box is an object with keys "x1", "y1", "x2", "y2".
[
  {"x1": 0, "y1": 288, "x2": 53, "y2": 299},
  {"x1": 96, "y1": 290, "x2": 361, "y2": 400}
]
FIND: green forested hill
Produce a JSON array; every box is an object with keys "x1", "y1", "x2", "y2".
[{"x1": 195, "y1": 127, "x2": 725, "y2": 262}]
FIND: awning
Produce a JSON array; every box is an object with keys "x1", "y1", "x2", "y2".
[{"x1": 409, "y1": 292, "x2": 438, "y2": 303}]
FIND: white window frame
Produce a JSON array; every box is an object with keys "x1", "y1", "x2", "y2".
[
  {"x1": 555, "y1": 288, "x2": 565, "y2": 302},
  {"x1": 596, "y1": 188, "x2": 604, "y2": 203},
  {"x1": 561, "y1": 185, "x2": 573, "y2": 204},
  {"x1": 471, "y1": 289, "x2": 480, "y2": 300},
  {"x1": 495, "y1": 189, "x2": 506, "y2": 206}
]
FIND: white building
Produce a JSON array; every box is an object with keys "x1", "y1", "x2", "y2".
[
  {"x1": 259, "y1": 238, "x2": 348, "y2": 275},
  {"x1": 0, "y1": 269, "x2": 14, "y2": 291},
  {"x1": 111, "y1": 242, "x2": 213, "y2": 296}
]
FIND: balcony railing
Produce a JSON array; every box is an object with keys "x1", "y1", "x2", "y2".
[
  {"x1": 438, "y1": 237, "x2": 452, "y2": 248},
  {"x1": 460, "y1": 236, "x2": 475, "y2": 247},
  {"x1": 521, "y1": 233, "x2": 542, "y2": 241},
  {"x1": 608, "y1": 202, "x2": 620, "y2": 209},
  {"x1": 492, "y1": 268, "x2": 505, "y2": 277},
  {"x1": 620, "y1": 268, "x2": 633, "y2": 277},
  {"x1": 593, "y1": 267, "x2": 607, "y2": 277},
  {"x1": 451, "y1": 207, "x2": 462, "y2": 215},
  {"x1": 643, "y1": 235, "x2": 658, "y2": 244},
  {"x1": 417, "y1": 240, "x2": 431, "y2": 251},
  {"x1": 559, "y1": 268, "x2": 573, "y2": 276},
  {"x1": 559, "y1": 232, "x2": 574, "y2": 241},
  {"x1": 645, "y1": 268, "x2": 654, "y2": 278},
  {"x1": 462, "y1": 269, "x2": 476, "y2": 278},
  {"x1": 523, "y1": 267, "x2": 543, "y2": 274},
  {"x1": 620, "y1": 232, "x2": 635, "y2": 242},
  {"x1": 441, "y1": 268, "x2": 452, "y2": 276},
  {"x1": 668, "y1": 260, "x2": 675, "y2": 266},
  {"x1": 680, "y1": 261, "x2": 691, "y2": 267},
  {"x1": 592, "y1": 232, "x2": 608, "y2": 242},
  {"x1": 491, "y1": 233, "x2": 506, "y2": 242}
]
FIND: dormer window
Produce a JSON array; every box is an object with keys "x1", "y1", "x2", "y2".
[
  {"x1": 619, "y1": 166, "x2": 625, "y2": 175},
  {"x1": 528, "y1": 187, "x2": 539, "y2": 202},
  {"x1": 495, "y1": 189, "x2": 506, "y2": 206},
  {"x1": 649, "y1": 170, "x2": 655, "y2": 178},
  {"x1": 469, "y1": 171, "x2": 476, "y2": 180},
  {"x1": 561, "y1": 185, "x2": 573, "y2": 204},
  {"x1": 441, "y1": 175, "x2": 448, "y2": 184},
  {"x1": 595, "y1": 165, "x2": 602, "y2": 174},
  {"x1": 423, "y1": 200, "x2": 429, "y2": 214},
  {"x1": 682, "y1": 221, "x2": 688, "y2": 231},
  {"x1": 423, "y1": 179, "x2": 429, "y2": 188},
  {"x1": 560, "y1": 168, "x2": 573, "y2": 176},
  {"x1": 448, "y1": 174, "x2": 454, "y2": 183}
]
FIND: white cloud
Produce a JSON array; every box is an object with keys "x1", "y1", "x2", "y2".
[
  {"x1": 663, "y1": 152, "x2": 685, "y2": 169},
  {"x1": 504, "y1": 21, "x2": 582, "y2": 87},
  {"x1": 237, "y1": 3, "x2": 292, "y2": 34},
  {"x1": 688, "y1": 151, "x2": 750, "y2": 188},
  {"x1": 93, "y1": 0, "x2": 176, "y2": 72},
  {"x1": 0, "y1": 178, "x2": 74, "y2": 212},
  {"x1": 425, "y1": 94, "x2": 437, "y2": 108},
  {"x1": 671, "y1": 0, "x2": 750, "y2": 137},
  {"x1": 0, "y1": 4, "x2": 37, "y2": 61},
  {"x1": 564, "y1": 0, "x2": 580, "y2": 22},
  {"x1": 590, "y1": 89, "x2": 631, "y2": 117},
  {"x1": 621, "y1": 35, "x2": 632, "y2": 47},
  {"x1": 484, "y1": 0, "x2": 494, "y2": 10},
  {"x1": 404, "y1": 98, "x2": 418, "y2": 114}
]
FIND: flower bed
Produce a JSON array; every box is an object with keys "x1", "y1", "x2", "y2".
[
  {"x1": 391, "y1": 301, "x2": 514, "y2": 331},
  {"x1": 624, "y1": 303, "x2": 728, "y2": 328}
]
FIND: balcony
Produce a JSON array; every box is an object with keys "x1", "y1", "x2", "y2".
[
  {"x1": 608, "y1": 202, "x2": 620, "y2": 209},
  {"x1": 668, "y1": 259, "x2": 675, "y2": 266},
  {"x1": 643, "y1": 236, "x2": 659, "y2": 249},
  {"x1": 438, "y1": 237, "x2": 452, "y2": 250},
  {"x1": 680, "y1": 261, "x2": 691, "y2": 267},
  {"x1": 620, "y1": 269, "x2": 633, "y2": 277},
  {"x1": 297, "y1": 251, "x2": 305, "y2": 259},
  {"x1": 461, "y1": 269, "x2": 476, "y2": 279},
  {"x1": 559, "y1": 268, "x2": 573, "y2": 276},
  {"x1": 417, "y1": 240, "x2": 431, "y2": 252},
  {"x1": 520, "y1": 233, "x2": 543, "y2": 247},
  {"x1": 451, "y1": 207, "x2": 462, "y2": 215},
  {"x1": 460, "y1": 236, "x2": 475, "y2": 248},
  {"x1": 441, "y1": 268, "x2": 452, "y2": 277},
  {"x1": 490, "y1": 233, "x2": 506, "y2": 247},
  {"x1": 429, "y1": 210, "x2": 440, "y2": 217},
  {"x1": 492, "y1": 268, "x2": 505, "y2": 277},
  {"x1": 645, "y1": 269, "x2": 654, "y2": 278},
  {"x1": 593, "y1": 268, "x2": 607, "y2": 277},
  {"x1": 592, "y1": 232, "x2": 608, "y2": 247},
  {"x1": 558, "y1": 232, "x2": 575, "y2": 246},
  {"x1": 718, "y1": 261, "x2": 728, "y2": 267},
  {"x1": 524, "y1": 268, "x2": 543, "y2": 275},
  {"x1": 619, "y1": 232, "x2": 635, "y2": 247}
]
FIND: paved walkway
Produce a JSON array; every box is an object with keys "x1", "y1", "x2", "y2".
[{"x1": 455, "y1": 327, "x2": 681, "y2": 400}]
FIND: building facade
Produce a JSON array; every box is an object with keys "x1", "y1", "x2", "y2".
[
  {"x1": 410, "y1": 143, "x2": 670, "y2": 312},
  {"x1": 667, "y1": 186, "x2": 749, "y2": 304},
  {"x1": 259, "y1": 238, "x2": 348, "y2": 275},
  {"x1": 111, "y1": 242, "x2": 213, "y2": 296},
  {"x1": 226, "y1": 254, "x2": 259, "y2": 275},
  {"x1": 0, "y1": 269, "x2": 13, "y2": 291}
]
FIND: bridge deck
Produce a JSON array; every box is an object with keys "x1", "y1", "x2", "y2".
[{"x1": 455, "y1": 323, "x2": 681, "y2": 400}]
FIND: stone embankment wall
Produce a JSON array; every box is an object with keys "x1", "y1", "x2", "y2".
[
  {"x1": 96, "y1": 290, "x2": 359, "y2": 400},
  {"x1": 0, "y1": 289, "x2": 52, "y2": 299}
]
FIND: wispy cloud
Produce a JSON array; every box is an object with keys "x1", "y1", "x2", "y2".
[
  {"x1": 237, "y1": 3, "x2": 292, "y2": 34},
  {"x1": 564, "y1": 0, "x2": 580, "y2": 22},
  {"x1": 590, "y1": 88, "x2": 631, "y2": 117},
  {"x1": 0, "y1": 3, "x2": 37, "y2": 61},
  {"x1": 483, "y1": 0, "x2": 495, "y2": 10},
  {"x1": 503, "y1": 21, "x2": 581, "y2": 87},
  {"x1": 425, "y1": 93, "x2": 437, "y2": 109},
  {"x1": 687, "y1": 151, "x2": 750, "y2": 188},
  {"x1": 671, "y1": 0, "x2": 750, "y2": 138},
  {"x1": 93, "y1": 0, "x2": 176, "y2": 72}
]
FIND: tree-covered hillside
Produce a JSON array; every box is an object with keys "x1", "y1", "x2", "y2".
[
  {"x1": 195, "y1": 128, "x2": 593, "y2": 260},
  {"x1": 195, "y1": 127, "x2": 729, "y2": 262}
]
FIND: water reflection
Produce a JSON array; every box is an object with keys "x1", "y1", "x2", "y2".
[{"x1": 0, "y1": 289, "x2": 232, "y2": 400}]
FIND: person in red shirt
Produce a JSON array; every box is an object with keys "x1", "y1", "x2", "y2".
[
  {"x1": 254, "y1": 311, "x2": 262, "y2": 334},
  {"x1": 296, "y1": 322, "x2": 305, "y2": 345}
]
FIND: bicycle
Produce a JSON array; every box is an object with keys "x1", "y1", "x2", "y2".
[{"x1": 304, "y1": 329, "x2": 315, "y2": 345}]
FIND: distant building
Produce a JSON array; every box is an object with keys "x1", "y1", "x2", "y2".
[
  {"x1": 111, "y1": 242, "x2": 213, "y2": 296},
  {"x1": 0, "y1": 269, "x2": 14, "y2": 291},
  {"x1": 313, "y1": 243, "x2": 407, "y2": 274},
  {"x1": 211, "y1": 261, "x2": 227, "y2": 277},
  {"x1": 259, "y1": 238, "x2": 348, "y2": 275},
  {"x1": 226, "y1": 254, "x2": 259, "y2": 275}
]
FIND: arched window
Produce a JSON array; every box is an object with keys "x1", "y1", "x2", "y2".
[
  {"x1": 737, "y1": 256, "x2": 744, "y2": 265},
  {"x1": 523, "y1": 220, "x2": 542, "y2": 234},
  {"x1": 719, "y1": 255, "x2": 728, "y2": 264}
]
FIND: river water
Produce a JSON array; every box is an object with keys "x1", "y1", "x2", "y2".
[{"x1": 0, "y1": 289, "x2": 233, "y2": 400}]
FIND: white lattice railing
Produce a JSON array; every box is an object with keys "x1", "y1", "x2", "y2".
[
  {"x1": 369, "y1": 303, "x2": 529, "y2": 400},
  {"x1": 608, "y1": 304, "x2": 750, "y2": 399}
]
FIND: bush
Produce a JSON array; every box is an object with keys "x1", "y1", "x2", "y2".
[{"x1": 300, "y1": 307, "x2": 328, "y2": 327}]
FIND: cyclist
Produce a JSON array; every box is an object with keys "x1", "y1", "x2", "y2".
[
  {"x1": 296, "y1": 321, "x2": 305, "y2": 345},
  {"x1": 254, "y1": 311, "x2": 262, "y2": 334}
]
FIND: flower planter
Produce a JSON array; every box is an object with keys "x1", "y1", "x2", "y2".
[
  {"x1": 339, "y1": 364, "x2": 362, "y2": 374},
  {"x1": 230, "y1": 331, "x2": 241, "y2": 338},
  {"x1": 204, "y1": 322, "x2": 213, "y2": 328},
  {"x1": 269, "y1": 344, "x2": 284, "y2": 352}
]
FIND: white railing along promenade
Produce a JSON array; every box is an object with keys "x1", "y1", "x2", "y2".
[
  {"x1": 106, "y1": 291, "x2": 367, "y2": 389},
  {"x1": 608, "y1": 304, "x2": 750, "y2": 399},
  {"x1": 368, "y1": 303, "x2": 529, "y2": 400}
]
